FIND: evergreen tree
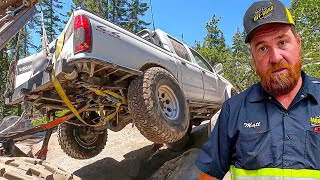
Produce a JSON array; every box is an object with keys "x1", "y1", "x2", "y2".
[
  {"x1": 124, "y1": 0, "x2": 150, "y2": 33},
  {"x1": 72, "y1": 0, "x2": 149, "y2": 33},
  {"x1": 0, "y1": 48, "x2": 8, "y2": 120},
  {"x1": 229, "y1": 29, "x2": 258, "y2": 91},
  {"x1": 197, "y1": 15, "x2": 231, "y2": 66},
  {"x1": 290, "y1": 0, "x2": 320, "y2": 77},
  {"x1": 36, "y1": 0, "x2": 66, "y2": 43}
]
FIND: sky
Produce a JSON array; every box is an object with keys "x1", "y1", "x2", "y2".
[
  {"x1": 142, "y1": 0, "x2": 292, "y2": 47},
  {"x1": 39, "y1": 0, "x2": 291, "y2": 51}
]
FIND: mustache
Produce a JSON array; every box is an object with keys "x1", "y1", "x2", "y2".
[
  {"x1": 267, "y1": 61, "x2": 291, "y2": 74},
  {"x1": 258, "y1": 59, "x2": 301, "y2": 96}
]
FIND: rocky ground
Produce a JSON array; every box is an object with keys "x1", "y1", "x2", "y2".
[{"x1": 16, "y1": 120, "x2": 231, "y2": 180}]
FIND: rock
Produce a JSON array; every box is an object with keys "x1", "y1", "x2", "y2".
[
  {"x1": 189, "y1": 124, "x2": 209, "y2": 149},
  {"x1": 149, "y1": 148, "x2": 201, "y2": 180},
  {"x1": 15, "y1": 121, "x2": 218, "y2": 180}
]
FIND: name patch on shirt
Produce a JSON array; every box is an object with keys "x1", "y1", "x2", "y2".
[
  {"x1": 310, "y1": 115, "x2": 320, "y2": 127},
  {"x1": 244, "y1": 122, "x2": 261, "y2": 128}
]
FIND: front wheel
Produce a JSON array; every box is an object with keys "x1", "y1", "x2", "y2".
[{"x1": 128, "y1": 67, "x2": 189, "y2": 144}]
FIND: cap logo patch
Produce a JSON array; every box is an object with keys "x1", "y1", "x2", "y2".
[{"x1": 253, "y1": 5, "x2": 274, "y2": 21}]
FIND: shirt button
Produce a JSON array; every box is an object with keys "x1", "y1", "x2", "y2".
[
  {"x1": 284, "y1": 112, "x2": 289, "y2": 116},
  {"x1": 284, "y1": 162, "x2": 290, "y2": 167},
  {"x1": 285, "y1": 135, "x2": 290, "y2": 140},
  {"x1": 301, "y1": 94, "x2": 306, "y2": 98},
  {"x1": 268, "y1": 96, "x2": 272, "y2": 100}
]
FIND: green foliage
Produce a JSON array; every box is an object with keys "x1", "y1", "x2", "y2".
[
  {"x1": 32, "y1": 110, "x2": 70, "y2": 127},
  {"x1": 123, "y1": 0, "x2": 150, "y2": 33},
  {"x1": 228, "y1": 29, "x2": 259, "y2": 91},
  {"x1": 32, "y1": 116, "x2": 50, "y2": 127},
  {"x1": 196, "y1": 15, "x2": 231, "y2": 66},
  {"x1": 36, "y1": 0, "x2": 66, "y2": 43},
  {"x1": 0, "y1": 33, "x2": 23, "y2": 120},
  {"x1": 72, "y1": 0, "x2": 150, "y2": 33},
  {"x1": 290, "y1": 0, "x2": 320, "y2": 78},
  {"x1": 196, "y1": 15, "x2": 257, "y2": 91}
]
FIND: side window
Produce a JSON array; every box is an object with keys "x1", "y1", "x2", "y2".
[
  {"x1": 151, "y1": 34, "x2": 162, "y2": 48},
  {"x1": 190, "y1": 48, "x2": 212, "y2": 72},
  {"x1": 168, "y1": 36, "x2": 191, "y2": 61}
]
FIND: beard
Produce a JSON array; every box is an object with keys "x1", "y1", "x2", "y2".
[{"x1": 257, "y1": 60, "x2": 302, "y2": 96}]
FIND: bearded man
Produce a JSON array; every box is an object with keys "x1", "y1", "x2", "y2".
[{"x1": 195, "y1": 0, "x2": 320, "y2": 179}]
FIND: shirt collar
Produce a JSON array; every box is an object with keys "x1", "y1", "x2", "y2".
[
  {"x1": 248, "y1": 83, "x2": 265, "y2": 103},
  {"x1": 301, "y1": 71, "x2": 319, "y2": 105},
  {"x1": 248, "y1": 71, "x2": 319, "y2": 104}
]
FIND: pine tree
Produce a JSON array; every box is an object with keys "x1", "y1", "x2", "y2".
[
  {"x1": 290, "y1": 0, "x2": 320, "y2": 78},
  {"x1": 197, "y1": 15, "x2": 231, "y2": 67},
  {"x1": 124, "y1": 0, "x2": 150, "y2": 33},
  {"x1": 36, "y1": 0, "x2": 66, "y2": 43},
  {"x1": 229, "y1": 28, "x2": 258, "y2": 91},
  {"x1": 72, "y1": 0, "x2": 149, "y2": 33}
]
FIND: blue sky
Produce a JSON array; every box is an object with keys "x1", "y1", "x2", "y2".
[
  {"x1": 48, "y1": 0, "x2": 291, "y2": 50},
  {"x1": 143, "y1": 0, "x2": 291, "y2": 47}
]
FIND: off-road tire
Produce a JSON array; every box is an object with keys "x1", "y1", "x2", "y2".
[
  {"x1": 0, "y1": 156, "x2": 80, "y2": 179},
  {"x1": 58, "y1": 123, "x2": 108, "y2": 159},
  {"x1": 128, "y1": 67, "x2": 189, "y2": 144}
]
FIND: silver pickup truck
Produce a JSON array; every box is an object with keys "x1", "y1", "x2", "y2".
[{"x1": 5, "y1": 9, "x2": 235, "y2": 159}]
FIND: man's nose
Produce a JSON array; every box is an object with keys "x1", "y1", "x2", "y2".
[{"x1": 269, "y1": 48, "x2": 283, "y2": 64}]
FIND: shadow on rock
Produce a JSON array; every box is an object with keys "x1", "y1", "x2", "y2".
[
  {"x1": 74, "y1": 123, "x2": 210, "y2": 180},
  {"x1": 73, "y1": 144, "x2": 184, "y2": 180}
]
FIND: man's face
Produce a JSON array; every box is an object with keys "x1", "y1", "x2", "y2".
[{"x1": 250, "y1": 24, "x2": 302, "y2": 96}]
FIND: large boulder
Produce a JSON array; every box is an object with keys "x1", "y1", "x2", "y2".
[
  {"x1": 150, "y1": 118, "x2": 232, "y2": 180},
  {"x1": 149, "y1": 148, "x2": 201, "y2": 180}
]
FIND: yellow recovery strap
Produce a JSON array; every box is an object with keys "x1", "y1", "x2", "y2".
[{"x1": 52, "y1": 33, "x2": 122, "y2": 126}]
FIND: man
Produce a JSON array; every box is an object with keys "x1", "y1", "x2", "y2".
[{"x1": 196, "y1": 0, "x2": 320, "y2": 179}]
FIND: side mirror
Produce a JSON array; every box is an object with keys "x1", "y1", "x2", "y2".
[{"x1": 214, "y1": 63, "x2": 223, "y2": 74}]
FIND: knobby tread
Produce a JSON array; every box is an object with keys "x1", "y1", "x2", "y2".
[
  {"x1": 58, "y1": 123, "x2": 108, "y2": 159},
  {"x1": 0, "y1": 156, "x2": 80, "y2": 180},
  {"x1": 128, "y1": 67, "x2": 189, "y2": 144}
]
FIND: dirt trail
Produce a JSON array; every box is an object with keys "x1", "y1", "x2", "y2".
[
  {"x1": 45, "y1": 125, "x2": 155, "y2": 180},
  {"x1": 17, "y1": 122, "x2": 231, "y2": 180}
]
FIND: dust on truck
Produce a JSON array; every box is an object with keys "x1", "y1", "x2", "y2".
[{"x1": 2, "y1": 1, "x2": 235, "y2": 159}]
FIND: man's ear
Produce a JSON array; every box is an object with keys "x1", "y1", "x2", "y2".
[
  {"x1": 249, "y1": 46, "x2": 257, "y2": 71},
  {"x1": 296, "y1": 35, "x2": 301, "y2": 46}
]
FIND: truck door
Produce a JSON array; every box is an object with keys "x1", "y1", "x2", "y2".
[
  {"x1": 167, "y1": 36, "x2": 204, "y2": 100},
  {"x1": 189, "y1": 48, "x2": 219, "y2": 102}
]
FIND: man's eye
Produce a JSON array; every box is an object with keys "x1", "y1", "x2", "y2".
[
  {"x1": 259, "y1": 46, "x2": 267, "y2": 52},
  {"x1": 279, "y1": 40, "x2": 287, "y2": 46}
]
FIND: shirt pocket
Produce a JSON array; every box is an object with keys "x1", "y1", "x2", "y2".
[
  {"x1": 305, "y1": 130, "x2": 320, "y2": 169},
  {"x1": 235, "y1": 129, "x2": 273, "y2": 169}
]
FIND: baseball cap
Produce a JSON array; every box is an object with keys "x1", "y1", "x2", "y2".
[{"x1": 243, "y1": 0, "x2": 295, "y2": 43}]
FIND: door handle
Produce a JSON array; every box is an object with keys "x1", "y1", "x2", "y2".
[
  {"x1": 181, "y1": 61, "x2": 186, "y2": 65},
  {"x1": 202, "y1": 70, "x2": 206, "y2": 74}
]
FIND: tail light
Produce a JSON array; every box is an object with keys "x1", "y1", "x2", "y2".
[{"x1": 74, "y1": 15, "x2": 91, "y2": 53}]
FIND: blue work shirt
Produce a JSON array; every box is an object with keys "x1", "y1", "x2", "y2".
[{"x1": 195, "y1": 72, "x2": 320, "y2": 179}]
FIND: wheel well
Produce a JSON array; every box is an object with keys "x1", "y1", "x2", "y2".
[{"x1": 140, "y1": 63, "x2": 171, "y2": 73}]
